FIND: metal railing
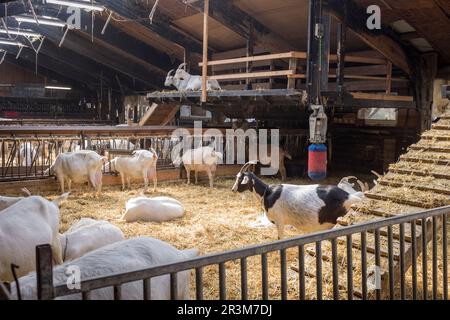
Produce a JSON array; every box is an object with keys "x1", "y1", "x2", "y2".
[
  {"x1": 21, "y1": 205, "x2": 449, "y2": 300},
  {"x1": 0, "y1": 127, "x2": 307, "y2": 181}
]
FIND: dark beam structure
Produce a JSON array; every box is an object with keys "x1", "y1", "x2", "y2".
[
  {"x1": 327, "y1": 0, "x2": 413, "y2": 76},
  {"x1": 95, "y1": 0, "x2": 204, "y2": 55}
]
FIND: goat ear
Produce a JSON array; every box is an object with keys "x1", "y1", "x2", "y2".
[{"x1": 241, "y1": 176, "x2": 250, "y2": 185}]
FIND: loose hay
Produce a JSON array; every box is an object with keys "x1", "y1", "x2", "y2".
[{"x1": 8, "y1": 176, "x2": 347, "y2": 300}]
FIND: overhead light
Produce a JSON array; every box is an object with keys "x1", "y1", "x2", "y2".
[
  {"x1": 45, "y1": 85, "x2": 72, "y2": 91},
  {"x1": 0, "y1": 28, "x2": 41, "y2": 38},
  {"x1": 14, "y1": 15, "x2": 66, "y2": 27},
  {"x1": 0, "y1": 39, "x2": 25, "y2": 47},
  {"x1": 46, "y1": 0, "x2": 104, "y2": 12}
]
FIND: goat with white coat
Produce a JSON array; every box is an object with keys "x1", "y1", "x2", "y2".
[
  {"x1": 108, "y1": 149, "x2": 158, "y2": 193},
  {"x1": 0, "y1": 194, "x2": 68, "y2": 282},
  {"x1": 173, "y1": 146, "x2": 223, "y2": 188},
  {"x1": 11, "y1": 237, "x2": 199, "y2": 300},
  {"x1": 121, "y1": 196, "x2": 184, "y2": 223},
  {"x1": 232, "y1": 162, "x2": 366, "y2": 239},
  {"x1": 165, "y1": 63, "x2": 221, "y2": 92},
  {"x1": 60, "y1": 218, "x2": 125, "y2": 262},
  {"x1": 48, "y1": 150, "x2": 107, "y2": 196}
]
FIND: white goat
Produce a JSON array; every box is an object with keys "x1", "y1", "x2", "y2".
[
  {"x1": 0, "y1": 194, "x2": 68, "y2": 282},
  {"x1": 11, "y1": 237, "x2": 199, "y2": 300},
  {"x1": 48, "y1": 150, "x2": 107, "y2": 196},
  {"x1": 173, "y1": 145, "x2": 223, "y2": 188},
  {"x1": 108, "y1": 149, "x2": 158, "y2": 193},
  {"x1": 60, "y1": 218, "x2": 125, "y2": 262},
  {"x1": 121, "y1": 196, "x2": 185, "y2": 223},
  {"x1": 167, "y1": 63, "x2": 221, "y2": 91}
]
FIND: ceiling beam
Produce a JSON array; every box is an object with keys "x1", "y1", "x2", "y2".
[
  {"x1": 95, "y1": 0, "x2": 205, "y2": 55},
  {"x1": 182, "y1": 0, "x2": 295, "y2": 53},
  {"x1": 327, "y1": 0, "x2": 413, "y2": 76}
]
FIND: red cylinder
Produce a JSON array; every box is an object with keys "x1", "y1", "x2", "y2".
[{"x1": 308, "y1": 143, "x2": 327, "y2": 180}]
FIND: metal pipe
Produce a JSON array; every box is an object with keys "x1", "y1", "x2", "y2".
[
  {"x1": 375, "y1": 228, "x2": 381, "y2": 300},
  {"x1": 261, "y1": 253, "x2": 268, "y2": 300},
  {"x1": 219, "y1": 262, "x2": 226, "y2": 300},
  {"x1": 422, "y1": 218, "x2": 428, "y2": 300},
  {"x1": 388, "y1": 226, "x2": 394, "y2": 300},
  {"x1": 240, "y1": 257, "x2": 248, "y2": 300},
  {"x1": 443, "y1": 214, "x2": 448, "y2": 300},
  {"x1": 331, "y1": 238, "x2": 339, "y2": 300},
  {"x1": 299, "y1": 245, "x2": 306, "y2": 300},
  {"x1": 195, "y1": 268, "x2": 203, "y2": 300},
  {"x1": 143, "y1": 278, "x2": 151, "y2": 300},
  {"x1": 411, "y1": 221, "x2": 417, "y2": 300},
  {"x1": 400, "y1": 223, "x2": 406, "y2": 299},
  {"x1": 170, "y1": 273, "x2": 178, "y2": 300},
  {"x1": 316, "y1": 242, "x2": 322, "y2": 300},
  {"x1": 280, "y1": 249, "x2": 288, "y2": 300},
  {"x1": 347, "y1": 234, "x2": 353, "y2": 300},
  {"x1": 361, "y1": 232, "x2": 367, "y2": 300},
  {"x1": 432, "y1": 216, "x2": 438, "y2": 300}
]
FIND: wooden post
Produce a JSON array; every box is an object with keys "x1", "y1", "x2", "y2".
[
  {"x1": 386, "y1": 62, "x2": 392, "y2": 94},
  {"x1": 201, "y1": 0, "x2": 210, "y2": 103},
  {"x1": 245, "y1": 24, "x2": 254, "y2": 90},
  {"x1": 36, "y1": 244, "x2": 54, "y2": 300},
  {"x1": 287, "y1": 58, "x2": 298, "y2": 89}
]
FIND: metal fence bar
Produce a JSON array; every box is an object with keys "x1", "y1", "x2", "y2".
[
  {"x1": 219, "y1": 263, "x2": 226, "y2": 300},
  {"x1": 374, "y1": 228, "x2": 381, "y2": 300},
  {"x1": 361, "y1": 232, "x2": 367, "y2": 300},
  {"x1": 261, "y1": 253, "x2": 269, "y2": 300},
  {"x1": 432, "y1": 216, "x2": 438, "y2": 300},
  {"x1": 36, "y1": 244, "x2": 54, "y2": 300},
  {"x1": 196, "y1": 268, "x2": 204, "y2": 300},
  {"x1": 422, "y1": 218, "x2": 428, "y2": 300},
  {"x1": 82, "y1": 291, "x2": 91, "y2": 300},
  {"x1": 347, "y1": 234, "x2": 353, "y2": 300},
  {"x1": 331, "y1": 238, "x2": 339, "y2": 300},
  {"x1": 315, "y1": 241, "x2": 322, "y2": 300},
  {"x1": 388, "y1": 226, "x2": 394, "y2": 300},
  {"x1": 411, "y1": 221, "x2": 417, "y2": 300},
  {"x1": 298, "y1": 245, "x2": 306, "y2": 300},
  {"x1": 399, "y1": 223, "x2": 406, "y2": 299},
  {"x1": 170, "y1": 273, "x2": 178, "y2": 300},
  {"x1": 280, "y1": 249, "x2": 288, "y2": 300},
  {"x1": 143, "y1": 278, "x2": 151, "y2": 300},
  {"x1": 240, "y1": 257, "x2": 248, "y2": 300},
  {"x1": 114, "y1": 285, "x2": 122, "y2": 300},
  {"x1": 443, "y1": 214, "x2": 448, "y2": 300}
]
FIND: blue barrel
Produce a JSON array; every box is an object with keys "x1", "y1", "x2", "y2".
[{"x1": 308, "y1": 143, "x2": 327, "y2": 180}]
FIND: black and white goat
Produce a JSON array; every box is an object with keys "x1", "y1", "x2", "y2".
[{"x1": 232, "y1": 162, "x2": 367, "y2": 239}]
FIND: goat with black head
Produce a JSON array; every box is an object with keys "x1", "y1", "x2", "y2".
[{"x1": 232, "y1": 162, "x2": 366, "y2": 239}]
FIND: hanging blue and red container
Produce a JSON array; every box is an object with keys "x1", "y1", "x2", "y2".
[{"x1": 308, "y1": 143, "x2": 327, "y2": 180}]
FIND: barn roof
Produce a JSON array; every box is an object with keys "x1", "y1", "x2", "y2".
[{"x1": 0, "y1": 0, "x2": 449, "y2": 93}]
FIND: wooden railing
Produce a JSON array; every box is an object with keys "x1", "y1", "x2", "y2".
[{"x1": 199, "y1": 51, "x2": 409, "y2": 94}]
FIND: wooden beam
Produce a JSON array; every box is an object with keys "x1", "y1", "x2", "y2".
[
  {"x1": 138, "y1": 103, "x2": 159, "y2": 126},
  {"x1": 327, "y1": 0, "x2": 412, "y2": 76},
  {"x1": 350, "y1": 92, "x2": 414, "y2": 102},
  {"x1": 209, "y1": 70, "x2": 294, "y2": 81},
  {"x1": 161, "y1": 105, "x2": 181, "y2": 126},
  {"x1": 386, "y1": 62, "x2": 393, "y2": 94},
  {"x1": 201, "y1": 0, "x2": 209, "y2": 103}
]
